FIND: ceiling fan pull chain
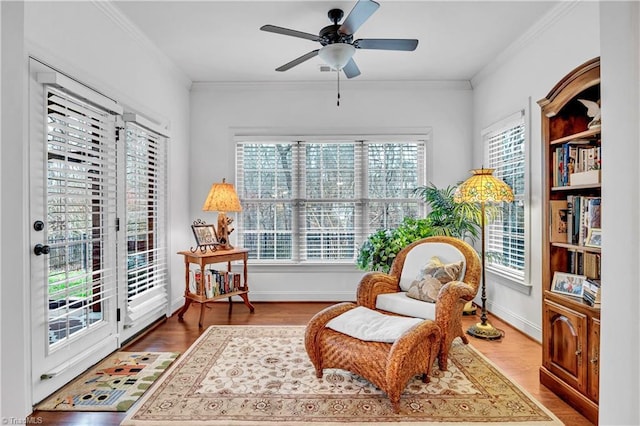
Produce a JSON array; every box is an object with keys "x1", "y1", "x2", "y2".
[{"x1": 337, "y1": 70, "x2": 341, "y2": 107}]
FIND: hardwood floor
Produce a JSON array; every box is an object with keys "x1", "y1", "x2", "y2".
[{"x1": 30, "y1": 302, "x2": 594, "y2": 425}]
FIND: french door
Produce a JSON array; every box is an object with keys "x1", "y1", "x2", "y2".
[{"x1": 29, "y1": 62, "x2": 122, "y2": 403}]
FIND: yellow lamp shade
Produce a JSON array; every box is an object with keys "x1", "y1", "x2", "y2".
[
  {"x1": 454, "y1": 168, "x2": 514, "y2": 204},
  {"x1": 202, "y1": 179, "x2": 242, "y2": 213}
]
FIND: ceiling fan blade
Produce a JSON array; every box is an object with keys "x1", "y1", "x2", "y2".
[
  {"x1": 260, "y1": 25, "x2": 321, "y2": 42},
  {"x1": 354, "y1": 38, "x2": 419, "y2": 51},
  {"x1": 339, "y1": 0, "x2": 380, "y2": 35},
  {"x1": 275, "y1": 50, "x2": 320, "y2": 72},
  {"x1": 343, "y1": 58, "x2": 361, "y2": 79}
]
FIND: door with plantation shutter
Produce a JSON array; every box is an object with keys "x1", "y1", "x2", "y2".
[
  {"x1": 118, "y1": 117, "x2": 169, "y2": 341},
  {"x1": 29, "y1": 64, "x2": 121, "y2": 403}
]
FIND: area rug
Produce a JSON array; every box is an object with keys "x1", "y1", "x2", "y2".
[
  {"x1": 37, "y1": 351, "x2": 179, "y2": 412},
  {"x1": 121, "y1": 326, "x2": 562, "y2": 425}
]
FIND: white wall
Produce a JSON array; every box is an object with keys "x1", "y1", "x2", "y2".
[
  {"x1": 189, "y1": 80, "x2": 474, "y2": 303},
  {"x1": 0, "y1": 2, "x2": 192, "y2": 418},
  {"x1": 1, "y1": 1, "x2": 28, "y2": 419},
  {"x1": 470, "y1": 2, "x2": 600, "y2": 341},
  {"x1": 599, "y1": 2, "x2": 640, "y2": 425}
]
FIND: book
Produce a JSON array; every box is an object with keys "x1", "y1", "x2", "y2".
[
  {"x1": 586, "y1": 197, "x2": 601, "y2": 229},
  {"x1": 582, "y1": 279, "x2": 601, "y2": 307},
  {"x1": 550, "y1": 200, "x2": 569, "y2": 243},
  {"x1": 583, "y1": 252, "x2": 601, "y2": 279}
]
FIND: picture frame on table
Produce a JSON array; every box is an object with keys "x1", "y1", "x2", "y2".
[
  {"x1": 551, "y1": 272, "x2": 586, "y2": 297},
  {"x1": 191, "y1": 222, "x2": 218, "y2": 247},
  {"x1": 585, "y1": 227, "x2": 602, "y2": 248}
]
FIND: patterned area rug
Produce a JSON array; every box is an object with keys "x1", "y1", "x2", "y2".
[
  {"x1": 122, "y1": 326, "x2": 562, "y2": 425},
  {"x1": 37, "y1": 352, "x2": 179, "y2": 412}
]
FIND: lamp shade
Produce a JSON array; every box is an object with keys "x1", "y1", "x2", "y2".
[
  {"x1": 454, "y1": 168, "x2": 514, "y2": 204},
  {"x1": 202, "y1": 179, "x2": 242, "y2": 213},
  {"x1": 318, "y1": 43, "x2": 356, "y2": 71}
]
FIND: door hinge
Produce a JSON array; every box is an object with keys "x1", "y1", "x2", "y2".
[
  {"x1": 116, "y1": 217, "x2": 120, "y2": 232},
  {"x1": 117, "y1": 308, "x2": 121, "y2": 322}
]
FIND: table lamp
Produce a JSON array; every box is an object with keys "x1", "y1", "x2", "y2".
[
  {"x1": 454, "y1": 168, "x2": 514, "y2": 340},
  {"x1": 202, "y1": 178, "x2": 242, "y2": 250}
]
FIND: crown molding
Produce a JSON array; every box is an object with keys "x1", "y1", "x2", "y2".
[
  {"x1": 191, "y1": 80, "x2": 472, "y2": 92},
  {"x1": 93, "y1": 1, "x2": 192, "y2": 90},
  {"x1": 470, "y1": 0, "x2": 582, "y2": 88}
]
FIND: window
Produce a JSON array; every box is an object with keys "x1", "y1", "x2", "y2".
[
  {"x1": 236, "y1": 137, "x2": 427, "y2": 263},
  {"x1": 484, "y1": 111, "x2": 526, "y2": 279}
]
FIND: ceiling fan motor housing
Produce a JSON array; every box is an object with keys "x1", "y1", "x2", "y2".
[{"x1": 319, "y1": 24, "x2": 353, "y2": 45}]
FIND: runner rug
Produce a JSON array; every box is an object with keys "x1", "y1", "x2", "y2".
[
  {"x1": 122, "y1": 326, "x2": 562, "y2": 425},
  {"x1": 36, "y1": 351, "x2": 179, "y2": 412}
]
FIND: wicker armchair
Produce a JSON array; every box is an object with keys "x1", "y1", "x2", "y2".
[{"x1": 356, "y1": 236, "x2": 481, "y2": 370}]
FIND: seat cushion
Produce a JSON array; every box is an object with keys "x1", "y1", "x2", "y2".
[
  {"x1": 399, "y1": 242, "x2": 466, "y2": 291},
  {"x1": 375, "y1": 292, "x2": 437, "y2": 320},
  {"x1": 326, "y1": 306, "x2": 423, "y2": 343}
]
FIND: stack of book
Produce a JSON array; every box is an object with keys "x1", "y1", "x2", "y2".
[
  {"x1": 190, "y1": 269, "x2": 242, "y2": 298},
  {"x1": 552, "y1": 139, "x2": 601, "y2": 187},
  {"x1": 582, "y1": 279, "x2": 601, "y2": 307}
]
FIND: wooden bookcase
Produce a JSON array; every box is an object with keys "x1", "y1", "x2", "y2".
[{"x1": 538, "y1": 57, "x2": 601, "y2": 424}]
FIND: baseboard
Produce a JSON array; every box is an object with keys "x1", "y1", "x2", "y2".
[
  {"x1": 170, "y1": 292, "x2": 352, "y2": 314},
  {"x1": 486, "y1": 300, "x2": 542, "y2": 342}
]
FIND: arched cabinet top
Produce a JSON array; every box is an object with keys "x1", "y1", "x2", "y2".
[{"x1": 538, "y1": 57, "x2": 600, "y2": 118}]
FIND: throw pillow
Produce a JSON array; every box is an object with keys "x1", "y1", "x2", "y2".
[{"x1": 406, "y1": 256, "x2": 464, "y2": 303}]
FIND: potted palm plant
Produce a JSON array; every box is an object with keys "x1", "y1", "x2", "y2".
[{"x1": 357, "y1": 183, "x2": 484, "y2": 273}]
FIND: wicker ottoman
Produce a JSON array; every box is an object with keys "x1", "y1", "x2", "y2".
[{"x1": 304, "y1": 302, "x2": 441, "y2": 413}]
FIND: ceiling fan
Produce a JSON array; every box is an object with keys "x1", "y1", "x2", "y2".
[{"x1": 260, "y1": 0, "x2": 418, "y2": 79}]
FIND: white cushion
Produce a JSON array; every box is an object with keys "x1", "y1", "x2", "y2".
[
  {"x1": 376, "y1": 292, "x2": 437, "y2": 320},
  {"x1": 326, "y1": 306, "x2": 423, "y2": 343},
  {"x1": 399, "y1": 242, "x2": 466, "y2": 291}
]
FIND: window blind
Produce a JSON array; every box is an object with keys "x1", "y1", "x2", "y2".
[
  {"x1": 485, "y1": 112, "x2": 526, "y2": 277},
  {"x1": 123, "y1": 121, "x2": 168, "y2": 327},
  {"x1": 45, "y1": 86, "x2": 118, "y2": 347},
  {"x1": 236, "y1": 138, "x2": 426, "y2": 263}
]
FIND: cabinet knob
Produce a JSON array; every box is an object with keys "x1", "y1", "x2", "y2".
[
  {"x1": 575, "y1": 349, "x2": 582, "y2": 356},
  {"x1": 590, "y1": 357, "x2": 598, "y2": 365}
]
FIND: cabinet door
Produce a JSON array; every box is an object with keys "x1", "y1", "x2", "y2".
[
  {"x1": 588, "y1": 317, "x2": 600, "y2": 402},
  {"x1": 542, "y1": 300, "x2": 588, "y2": 392}
]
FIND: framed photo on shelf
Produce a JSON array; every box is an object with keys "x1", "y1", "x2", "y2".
[
  {"x1": 191, "y1": 222, "x2": 218, "y2": 247},
  {"x1": 585, "y1": 227, "x2": 602, "y2": 248},
  {"x1": 551, "y1": 272, "x2": 586, "y2": 297}
]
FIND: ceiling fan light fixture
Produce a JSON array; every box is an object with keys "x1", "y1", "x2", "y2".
[{"x1": 318, "y1": 43, "x2": 355, "y2": 71}]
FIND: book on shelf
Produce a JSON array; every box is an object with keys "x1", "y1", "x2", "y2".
[
  {"x1": 582, "y1": 279, "x2": 601, "y2": 307},
  {"x1": 203, "y1": 269, "x2": 242, "y2": 296},
  {"x1": 550, "y1": 200, "x2": 569, "y2": 243},
  {"x1": 204, "y1": 270, "x2": 214, "y2": 298},
  {"x1": 582, "y1": 252, "x2": 601, "y2": 279},
  {"x1": 553, "y1": 139, "x2": 600, "y2": 187},
  {"x1": 562, "y1": 195, "x2": 601, "y2": 246},
  {"x1": 189, "y1": 269, "x2": 199, "y2": 294}
]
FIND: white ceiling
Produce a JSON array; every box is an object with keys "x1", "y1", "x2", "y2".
[{"x1": 113, "y1": 0, "x2": 559, "y2": 83}]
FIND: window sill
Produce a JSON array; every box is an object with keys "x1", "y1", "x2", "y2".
[
  {"x1": 248, "y1": 262, "x2": 364, "y2": 274},
  {"x1": 486, "y1": 267, "x2": 532, "y2": 295}
]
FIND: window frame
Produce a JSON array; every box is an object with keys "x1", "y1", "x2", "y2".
[
  {"x1": 482, "y1": 109, "x2": 531, "y2": 291},
  {"x1": 235, "y1": 133, "x2": 430, "y2": 265}
]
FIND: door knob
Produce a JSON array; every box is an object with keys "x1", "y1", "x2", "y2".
[{"x1": 34, "y1": 244, "x2": 50, "y2": 256}]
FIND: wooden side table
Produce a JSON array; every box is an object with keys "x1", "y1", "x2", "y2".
[{"x1": 177, "y1": 247, "x2": 255, "y2": 327}]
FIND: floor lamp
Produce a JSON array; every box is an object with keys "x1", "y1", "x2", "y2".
[{"x1": 454, "y1": 168, "x2": 514, "y2": 340}]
